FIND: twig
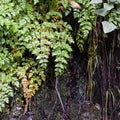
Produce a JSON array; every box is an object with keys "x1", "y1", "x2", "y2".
[{"x1": 55, "y1": 77, "x2": 65, "y2": 113}]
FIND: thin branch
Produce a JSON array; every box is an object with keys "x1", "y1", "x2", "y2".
[{"x1": 55, "y1": 77, "x2": 65, "y2": 113}]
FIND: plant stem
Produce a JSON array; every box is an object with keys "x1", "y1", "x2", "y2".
[{"x1": 55, "y1": 77, "x2": 65, "y2": 113}]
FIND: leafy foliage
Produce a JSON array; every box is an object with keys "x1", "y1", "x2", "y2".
[
  {"x1": 94, "y1": 0, "x2": 120, "y2": 33},
  {"x1": 0, "y1": 0, "x2": 119, "y2": 119},
  {"x1": 0, "y1": 0, "x2": 73, "y2": 112},
  {"x1": 0, "y1": 0, "x2": 98, "y2": 113},
  {"x1": 72, "y1": 0, "x2": 96, "y2": 51}
]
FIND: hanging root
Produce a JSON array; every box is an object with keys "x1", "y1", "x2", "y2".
[{"x1": 55, "y1": 77, "x2": 65, "y2": 113}]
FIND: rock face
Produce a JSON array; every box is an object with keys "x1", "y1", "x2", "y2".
[
  {"x1": 1, "y1": 74, "x2": 101, "y2": 120},
  {"x1": 0, "y1": 50, "x2": 101, "y2": 120},
  {"x1": 79, "y1": 102, "x2": 101, "y2": 120},
  {"x1": 61, "y1": 99, "x2": 101, "y2": 120}
]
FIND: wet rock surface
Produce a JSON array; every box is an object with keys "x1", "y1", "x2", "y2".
[
  {"x1": 0, "y1": 53, "x2": 101, "y2": 120},
  {"x1": 1, "y1": 76, "x2": 101, "y2": 120}
]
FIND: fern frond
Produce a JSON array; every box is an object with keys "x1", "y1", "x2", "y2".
[{"x1": 74, "y1": 0, "x2": 96, "y2": 51}]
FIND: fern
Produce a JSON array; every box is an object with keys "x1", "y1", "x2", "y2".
[
  {"x1": 45, "y1": 11, "x2": 74, "y2": 76},
  {"x1": 0, "y1": 0, "x2": 74, "y2": 113},
  {"x1": 73, "y1": 0, "x2": 96, "y2": 51},
  {"x1": 16, "y1": 58, "x2": 43, "y2": 113},
  {"x1": 0, "y1": 50, "x2": 19, "y2": 111},
  {"x1": 106, "y1": 6, "x2": 120, "y2": 29},
  {"x1": 52, "y1": 31, "x2": 73, "y2": 75}
]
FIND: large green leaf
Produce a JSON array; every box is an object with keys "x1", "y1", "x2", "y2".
[
  {"x1": 102, "y1": 21, "x2": 117, "y2": 33},
  {"x1": 95, "y1": 8, "x2": 107, "y2": 16},
  {"x1": 103, "y1": 3, "x2": 114, "y2": 11}
]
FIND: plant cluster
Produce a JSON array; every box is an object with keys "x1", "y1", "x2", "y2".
[
  {"x1": 0, "y1": 0, "x2": 74, "y2": 113},
  {"x1": 72, "y1": 0, "x2": 96, "y2": 51},
  {"x1": 1, "y1": 0, "x2": 119, "y2": 118},
  {"x1": 92, "y1": 0, "x2": 120, "y2": 33},
  {"x1": 0, "y1": 0, "x2": 100, "y2": 114}
]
